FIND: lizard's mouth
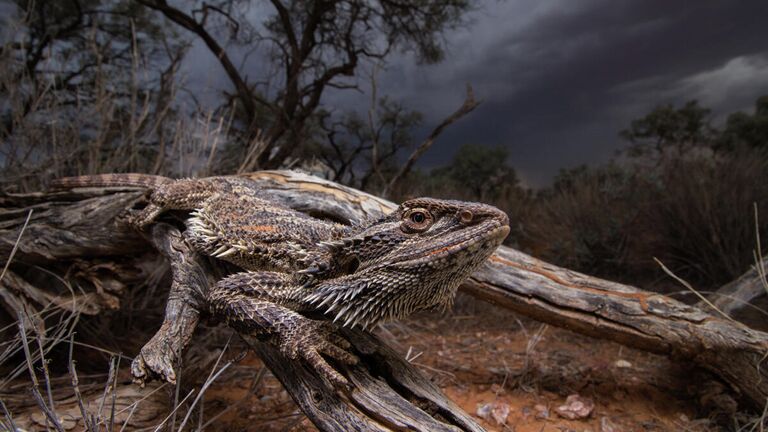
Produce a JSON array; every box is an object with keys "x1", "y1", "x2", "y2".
[{"x1": 398, "y1": 219, "x2": 510, "y2": 266}]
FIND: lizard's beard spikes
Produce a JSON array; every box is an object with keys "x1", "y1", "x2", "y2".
[{"x1": 306, "y1": 223, "x2": 509, "y2": 330}]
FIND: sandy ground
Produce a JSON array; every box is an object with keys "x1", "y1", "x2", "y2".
[
  {"x1": 198, "y1": 295, "x2": 723, "y2": 432},
  {"x1": 6, "y1": 294, "x2": 746, "y2": 431}
]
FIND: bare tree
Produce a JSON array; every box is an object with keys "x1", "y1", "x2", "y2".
[
  {"x1": 1, "y1": 1, "x2": 177, "y2": 135},
  {"x1": 136, "y1": 0, "x2": 471, "y2": 171},
  {"x1": 315, "y1": 94, "x2": 423, "y2": 191},
  {"x1": 309, "y1": 67, "x2": 478, "y2": 195}
]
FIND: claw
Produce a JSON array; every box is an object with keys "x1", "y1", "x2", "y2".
[
  {"x1": 297, "y1": 265, "x2": 320, "y2": 275},
  {"x1": 217, "y1": 247, "x2": 238, "y2": 258},
  {"x1": 277, "y1": 320, "x2": 356, "y2": 389},
  {"x1": 303, "y1": 348, "x2": 347, "y2": 387},
  {"x1": 212, "y1": 244, "x2": 228, "y2": 256}
]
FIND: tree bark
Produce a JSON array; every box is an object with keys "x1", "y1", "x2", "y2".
[{"x1": 1, "y1": 170, "x2": 768, "y2": 423}]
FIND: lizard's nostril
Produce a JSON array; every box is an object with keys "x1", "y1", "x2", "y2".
[
  {"x1": 459, "y1": 210, "x2": 473, "y2": 223},
  {"x1": 475, "y1": 205, "x2": 509, "y2": 227}
]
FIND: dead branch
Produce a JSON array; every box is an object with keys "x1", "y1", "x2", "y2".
[
  {"x1": 383, "y1": 85, "x2": 480, "y2": 196},
  {"x1": 698, "y1": 255, "x2": 767, "y2": 316},
  {"x1": 135, "y1": 0, "x2": 264, "y2": 121}
]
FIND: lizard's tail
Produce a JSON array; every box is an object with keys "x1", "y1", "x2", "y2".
[{"x1": 50, "y1": 173, "x2": 174, "y2": 190}]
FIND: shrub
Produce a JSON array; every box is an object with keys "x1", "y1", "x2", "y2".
[
  {"x1": 521, "y1": 163, "x2": 642, "y2": 280},
  {"x1": 521, "y1": 150, "x2": 768, "y2": 290}
]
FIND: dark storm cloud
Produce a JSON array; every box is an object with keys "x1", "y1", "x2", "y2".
[
  {"x1": 359, "y1": 0, "x2": 768, "y2": 186},
  {"x1": 181, "y1": 1, "x2": 768, "y2": 187}
]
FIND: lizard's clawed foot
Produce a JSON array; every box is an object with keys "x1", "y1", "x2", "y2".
[
  {"x1": 130, "y1": 335, "x2": 179, "y2": 386},
  {"x1": 277, "y1": 320, "x2": 358, "y2": 388},
  {"x1": 121, "y1": 204, "x2": 163, "y2": 229}
]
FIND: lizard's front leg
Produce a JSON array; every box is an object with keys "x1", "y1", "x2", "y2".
[
  {"x1": 209, "y1": 271, "x2": 358, "y2": 387},
  {"x1": 131, "y1": 224, "x2": 213, "y2": 385}
]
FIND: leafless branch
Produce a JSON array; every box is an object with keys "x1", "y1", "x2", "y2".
[{"x1": 383, "y1": 84, "x2": 480, "y2": 196}]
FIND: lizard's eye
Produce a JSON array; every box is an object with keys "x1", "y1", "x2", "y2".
[{"x1": 402, "y1": 208, "x2": 433, "y2": 232}]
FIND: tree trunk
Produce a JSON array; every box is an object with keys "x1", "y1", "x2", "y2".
[{"x1": 1, "y1": 170, "x2": 767, "y2": 430}]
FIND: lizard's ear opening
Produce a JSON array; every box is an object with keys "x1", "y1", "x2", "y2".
[{"x1": 343, "y1": 256, "x2": 361, "y2": 274}]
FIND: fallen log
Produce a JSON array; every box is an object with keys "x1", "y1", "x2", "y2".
[
  {"x1": 238, "y1": 171, "x2": 768, "y2": 410},
  {"x1": 1, "y1": 169, "x2": 767, "y2": 426}
]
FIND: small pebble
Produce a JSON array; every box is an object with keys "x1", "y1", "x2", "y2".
[{"x1": 555, "y1": 394, "x2": 595, "y2": 420}]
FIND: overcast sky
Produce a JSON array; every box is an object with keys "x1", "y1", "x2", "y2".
[{"x1": 184, "y1": 0, "x2": 768, "y2": 187}]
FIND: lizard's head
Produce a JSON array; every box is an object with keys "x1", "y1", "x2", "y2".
[
  {"x1": 349, "y1": 198, "x2": 510, "y2": 271},
  {"x1": 306, "y1": 198, "x2": 509, "y2": 328}
]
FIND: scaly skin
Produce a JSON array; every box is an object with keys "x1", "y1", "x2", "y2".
[
  {"x1": 53, "y1": 174, "x2": 510, "y2": 387},
  {"x1": 53, "y1": 175, "x2": 347, "y2": 274}
]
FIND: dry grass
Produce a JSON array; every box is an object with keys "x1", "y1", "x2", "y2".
[
  {"x1": 521, "y1": 163, "x2": 638, "y2": 280},
  {"x1": 1, "y1": 300, "x2": 250, "y2": 431},
  {"x1": 645, "y1": 151, "x2": 768, "y2": 287},
  {"x1": 0, "y1": 13, "x2": 236, "y2": 193}
]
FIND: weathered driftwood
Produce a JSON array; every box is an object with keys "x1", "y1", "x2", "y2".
[
  {"x1": 698, "y1": 255, "x2": 767, "y2": 316},
  {"x1": 1, "y1": 169, "x2": 768, "y2": 419}
]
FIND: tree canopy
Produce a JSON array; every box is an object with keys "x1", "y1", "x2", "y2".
[
  {"x1": 620, "y1": 100, "x2": 714, "y2": 158},
  {"x1": 718, "y1": 95, "x2": 768, "y2": 150}
]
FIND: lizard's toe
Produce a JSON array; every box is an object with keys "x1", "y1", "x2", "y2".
[
  {"x1": 122, "y1": 209, "x2": 148, "y2": 229},
  {"x1": 319, "y1": 343, "x2": 358, "y2": 365},
  {"x1": 278, "y1": 320, "x2": 356, "y2": 388},
  {"x1": 303, "y1": 348, "x2": 350, "y2": 388},
  {"x1": 327, "y1": 332, "x2": 352, "y2": 350},
  {"x1": 312, "y1": 323, "x2": 357, "y2": 364}
]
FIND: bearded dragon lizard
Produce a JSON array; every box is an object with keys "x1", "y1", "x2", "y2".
[{"x1": 52, "y1": 174, "x2": 510, "y2": 386}]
